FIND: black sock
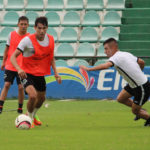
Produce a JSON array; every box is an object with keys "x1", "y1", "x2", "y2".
[
  {"x1": 18, "y1": 103, "x2": 23, "y2": 109},
  {"x1": 0, "y1": 100, "x2": 4, "y2": 107}
]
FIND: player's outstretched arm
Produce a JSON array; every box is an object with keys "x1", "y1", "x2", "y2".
[
  {"x1": 137, "y1": 58, "x2": 145, "y2": 70},
  {"x1": 1, "y1": 45, "x2": 9, "y2": 70},
  {"x1": 51, "y1": 58, "x2": 62, "y2": 84},
  {"x1": 10, "y1": 49, "x2": 27, "y2": 79},
  {"x1": 80, "y1": 61, "x2": 113, "y2": 71}
]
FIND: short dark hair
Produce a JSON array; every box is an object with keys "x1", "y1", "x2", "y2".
[
  {"x1": 18, "y1": 16, "x2": 29, "y2": 23},
  {"x1": 103, "y1": 38, "x2": 117, "y2": 46},
  {"x1": 35, "y1": 16, "x2": 48, "y2": 27}
]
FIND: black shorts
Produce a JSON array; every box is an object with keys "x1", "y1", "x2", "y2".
[
  {"x1": 4, "y1": 69, "x2": 21, "y2": 85},
  {"x1": 124, "y1": 81, "x2": 150, "y2": 106},
  {"x1": 21, "y1": 73, "x2": 46, "y2": 92}
]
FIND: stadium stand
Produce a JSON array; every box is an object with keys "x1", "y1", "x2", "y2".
[
  {"x1": 62, "y1": 11, "x2": 80, "y2": 27},
  {"x1": 76, "y1": 43, "x2": 95, "y2": 56},
  {"x1": 119, "y1": 0, "x2": 150, "y2": 65},
  {"x1": 82, "y1": 11, "x2": 101, "y2": 27},
  {"x1": 0, "y1": 0, "x2": 3, "y2": 10},
  {"x1": 25, "y1": 11, "x2": 39, "y2": 26},
  {"x1": 73, "y1": 59, "x2": 89, "y2": 67},
  {"x1": 56, "y1": 43, "x2": 74, "y2": 56},
  {"x1": 47, "y1": 27, "x2": 58, "y2": 41},
  {"x1": 86, "y1": 0, "x2": 104, "y2": 11},
  {"x1": 0, "y1": 0, "x2": 149, "y2": 66},
  {"x1": 66, "y1": 0, "x2": 83, "y2": 11},
  {"x1": 103, "y1": 11, "x2": 121, "y2": 26},
  {"x1": 55, "y1": 59, "x2": 68, "y2": 66},
  {"x1": 59, "y1": 27, "x2": 78, "y2": 43},
  {"x1": 0, "y1": 43, "x2": 6, "y2": 57},
  {"x1": 100, "y1": 27, "x2": 119, "y2": 42},
  {"x1": 25, "y1": 0, "x2": 44, "y2": 11},
  {"x1": 5, "y1": 0, "x2": 24, "y2": 11},
  {"x1": 1, "y1": 11, "x2": 19, "y2": 26},
  {"x1": 45, "y1": 0, "x2": 64, "y2": 11},
  {"x1": 106, "y1": 0, "x2": 125, "y2": 10},
  {"x1": 80, "y1": 27, "x2": 98, "y2": 43},
  {"x1": 45, "y1": 12, "x2": 60, "y2": 27},
  {"x1": 0, "y1": 27, "x2": 14, "y2": 42}
]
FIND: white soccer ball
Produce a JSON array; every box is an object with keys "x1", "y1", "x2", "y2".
[{"x1": 15, "y1": 114, "x2": 32, "y2": 129}]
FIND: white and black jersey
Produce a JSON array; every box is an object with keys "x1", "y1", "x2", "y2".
[
  {"x1": 109, "y1": 51, "x2": 150, "y2": 106},
  {"x1": 109, "y1": 51, "x2": 148, "y2": 88}
]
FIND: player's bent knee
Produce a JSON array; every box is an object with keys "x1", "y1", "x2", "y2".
[
  {"x1": 4, "y1": 82, "x2": 11, "y2": 89},
  {"x1": 132, "y1": 107, "x2": 140, "y2": 115}
]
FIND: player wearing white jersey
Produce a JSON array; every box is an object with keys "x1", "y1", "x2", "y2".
[{"x1": 80, "y1": 38, "x2": 150, "y2": 126}]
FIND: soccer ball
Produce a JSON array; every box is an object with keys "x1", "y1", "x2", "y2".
[{"x1": 15, "y1": 114, "x2": 32, "y2": 129}]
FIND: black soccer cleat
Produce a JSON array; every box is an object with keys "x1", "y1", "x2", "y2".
[
  {"x1": 17, "y1": 108, "x2": 23, "y2": 114},
  {"x1": 134, "y1": 115, "x2": 140, "y2": 121},
  {"x1": 144, "y1": 118, "x2": 150, "y2": 126}
]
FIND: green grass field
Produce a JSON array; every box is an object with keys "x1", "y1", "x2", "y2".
[{"x1": 0, "y1": 100, "x2": 150, "y2": 150}]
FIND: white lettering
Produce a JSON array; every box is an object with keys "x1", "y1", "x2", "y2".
[{"x1": 97, "y1": 69, "x2": 114, "y2": 90}]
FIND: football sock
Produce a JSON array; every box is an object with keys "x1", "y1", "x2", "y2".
[
  {"x1": 0, "y1": 100, "x2": 4, "y2": 113},
  {"x1": 28, "y1": 112, "x2": 34, "y2": 121},
  {"x1": 33, "y1": 108, "x2": 39, "y2": 118},
  {"x1": 18, "y1": 103, "x2": 23, "y2": 109}
]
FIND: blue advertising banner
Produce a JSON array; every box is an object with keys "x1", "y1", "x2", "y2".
[{"x1": 0, "y1": 67, "x2": 150, "y2": 99}]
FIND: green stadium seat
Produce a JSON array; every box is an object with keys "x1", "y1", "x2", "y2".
[
  {"x1": 45, "y1": 0, "x2": 64, "y2": 11},
  {"x1": 77, "y1": 43, "x2": 95, "y2": 56},
  {"x1": 82, "y1": 11, "x2": 101, "y2": 27},
  {"x1": 120, "y1": 25, "x2": 150, "y2": 33},
  {"x1": 103, "y1": 11, "x2": 121, "y2": 26},
  {"x1": 94, "y1": 59, "x2": 107, "y2": 66},
  {"x1": 62, "y1": 11, "x2": 80, "y2": 27},
  {"x1": 47, "y1": 28, "x2": 58, "y2": 41},
  {"x1": 97, "y1": 45, "x2": 106, "y2": 56},
  {"x1": 0, "y1": 43, "x2": 6, "y2": 57},
  {"x1": 100, "y1": 27, "x2": 118, "y2": 42},
  {"x1": 119, "y1": 41, "x2": 150, "y2": 50},
  {"x1": 27, "y1": 27, "x2": 35, "y2": 34},
  {"x1": 59, "y1": 28, "x2": 78, "y2": 43},
  {"x1": 0, "y1": 59, "x2": 3, "y2": 66},
  {"x1": 86, "y1": 0, "x2": 104, "y2": 11},
  {"x1": 66, "y1": 0, "x2": 83, "y2": 11},
  {"x1": 25, "y1": 0, "x2": 44, "y2": 11},
  {"x1": 1, "y1": 11, "x2": 19, "y2": 26},
  {"x1": 56, "y1": 43, "x2": 74, "y2": 56},
  {"x1": 45, "y1": 12, "x2": 60, "y2": 27},
  {"x1": 55, "y1": 60, "x2": 68, "y2": 66},
  {"x1": 0, "y1": 0, "x2": 4, "y2": 10},
  {"x1": 5, "y1": 0, "x2": 24, "y2": 11},
  {"x1": 80, "y1": 27, "x2": 98, "y2": 43},
  {"x1": 106, "y1": 0, "x2": 125, "y2": 10},
  {"x1": 73, "y1": 59, "x2": 89, "y2": 67},
  {"x1": 25, "y1": 11, "x2": 38, "y2": 26},
  {"x1": 0, "y1": 27, "x2": 14, "y2": 42}
]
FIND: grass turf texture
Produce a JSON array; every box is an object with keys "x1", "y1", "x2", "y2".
[{"x1": 0, "y1": 100, "x2": 150, "y2": 150}]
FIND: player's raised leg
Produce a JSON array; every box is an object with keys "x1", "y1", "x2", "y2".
[
  {"x1": 17, "y1": 84, "x2": 24, "y2": 113},
  {"x1": 33, "y1": 91, "x2": 46, "y2": 125}
]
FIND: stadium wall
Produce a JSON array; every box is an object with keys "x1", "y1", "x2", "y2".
[{"x1": 0, "y1": 67, "x2": 150, "y2": 99}]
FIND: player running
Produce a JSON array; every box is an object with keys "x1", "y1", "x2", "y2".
[
  {"x1": 0, "y1": 16, "x2": 29, "y2": 114},
  {"x1": 11, "y1": 17, "x2": 61, "y2": 128},
  {"x1": 80, "y1": 38, "x2": 150, "y2": 126}
]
